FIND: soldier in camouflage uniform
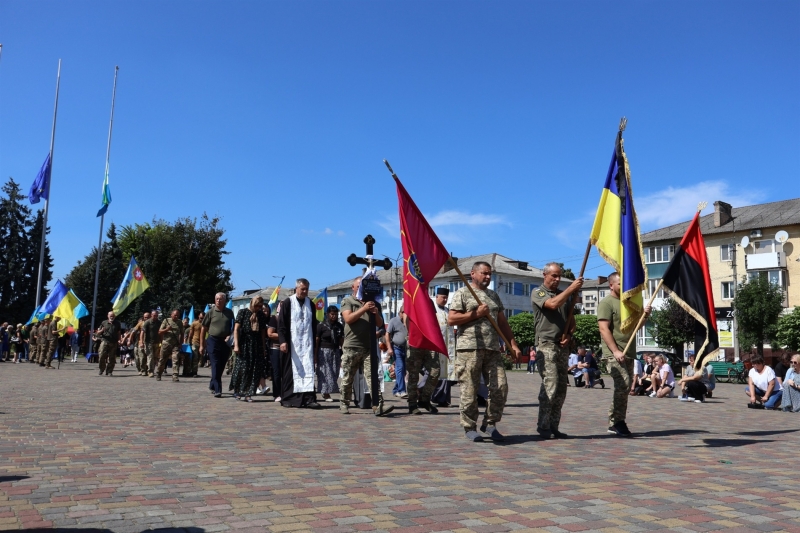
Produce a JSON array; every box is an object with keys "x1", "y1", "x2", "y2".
[
  {"x1": 157, "y1": 309, "x2": 184, "y2": 382},
  {"x1": 340, "y1": 277, "x2": 394, "y2": 417},
  {"x1": 531, "y1": 262, "x2": 583, "y2": 439},
  {"x1": 29, "y1": 322, "x2": 40, "y2": 364},
  {"x1": 39, "y1": 317, "x2": 62, "y2": 368},
  {"x1": 97, "y1": 311, "x2": 122, "y2": 376},
  {"x1": 598, "y1": 272, "x2": 651, "y2": 438},
  {"x1": 140, "y1": 309, "x2": 160, "y2": 377},
  {"x1": 36, "y1": 317, "x2": 50, "y2": 366},
  {"x1": 448, "y1": 261, "x2": 521, "y2": 442},
  {"x1": 187, "y1": 312, "x2": 204, "y2": 377},
  {"x1": 406, "y1": 346, "x2": 441, "y2": 414},
  {"x1": 130, "y1": 312, "x2": 147, "y2": 375}
]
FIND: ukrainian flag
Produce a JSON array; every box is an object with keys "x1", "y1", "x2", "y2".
[
  {"x1": 268, "y1": 276, "x2": 284, "y2": 313},
  {"x1": 53, "y1": 289, "x2": 90, "y2": 331},
  {"x1": 313, "y1": 288, "x2": 328, "y2": 322},
  {"x1": 111, "y1": 256, "x2": 150, "y2": 314},
  {"x1": 589, "y1": 125, "x2": 647, "y2": 333}
]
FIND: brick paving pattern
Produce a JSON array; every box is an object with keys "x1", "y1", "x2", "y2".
[{"x1": 0, "y1": 361, "x2": 798, "y2": 532}]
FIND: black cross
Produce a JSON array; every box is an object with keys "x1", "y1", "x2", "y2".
[
  {"x1": 347, "y1": 235, "x2": 393, "y2": 270},
  {"x1": 346, "y1": 235, "x2": 392, "y2": 409}
]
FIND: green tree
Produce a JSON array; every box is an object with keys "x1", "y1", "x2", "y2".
[
  {"x1": 649, "y1": 296, "x2": 695, "y2": 358},
  {"x1": 557, "y1": 262, "x2": 576, "y2": 280},
  {"x1": 574, "y1": 314, "x2": 600, "y2": 349},
  {"x1": 775, "y1": 307, "x2": 800, "y2": 351},
  {"x1": 733, "y1": 274, "x2": 784, "y2": 356},
  {"x1": 507, "y1": 312, "x2": 536, "y2": 349},
  {"x1": 65, "y1": 223, "x2": 126, "y2": 327},
  {"x1": 0, "y1": 179, "x2": 52, "y2": 324},
  {"x1": 117, "y1": 214, "x2": 233, "y2": 322}
]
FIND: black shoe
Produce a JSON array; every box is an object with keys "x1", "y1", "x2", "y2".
[
  {"x1": 480, "y1": 424, "x2": 505, "y2": 441},
  {"x1": 408, "y1": 404, "x2": 422, "y2": 415},
  {"x1": 551, "y1": 427, "x2": 569, "y2": 439},
  {"x1": 419, "y1": 401, "x2": 438, "y2": 414},
  {"x1": 373, "y1": 404, "x2": 394, "y2": 417},
  {"x1": 98, "y1": 370, "x2": 104, "y2": 376},
  {"x1": 306, "y1": 402, "x2": 322, "y2": 409},
  {"x1": 599, "y1": 379, "x2": 605, "y2": 389},
  {"x1": 536, "y1": 428, "x2": 552, "y2": 439},
  {"x1": 608, "y1": 421, "x2": 633, "y2": 437},
  {"x1": 214, "y1": 392, "x2": 222, "y2": 398}
]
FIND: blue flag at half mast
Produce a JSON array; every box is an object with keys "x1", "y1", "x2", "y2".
[
  {"x1": 29, "y1": 153, "x2": 52, "y2": 204},
  {"x1": 97, "y1": 167, "x2": 111, "y2": 217}
]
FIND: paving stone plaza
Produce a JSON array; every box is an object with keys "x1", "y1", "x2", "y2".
[{"x1": 1, "y1": 362, "x2": 798, "y2": 532}]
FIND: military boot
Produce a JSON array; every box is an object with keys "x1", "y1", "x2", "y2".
[
  {"x1": 419, "y1": 400, "x2": 438, "y2": 414},
  {"x1": 408, "y1": 403, "x2": 422, "y2": 415},
  {"x1": 373, "y1": 402, "x2": 394, "y2": 417},
  {"x1": 339, "y1": 402, "x2": 350, "y2": 415},
  {"x1": 172, "y1": 375, "x2": 180, "y2": 383},
  {"x1": 156, "y1": 373, "x2": 162, "y2": 381}
]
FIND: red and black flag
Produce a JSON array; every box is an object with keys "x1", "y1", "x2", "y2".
[{"x1": 661, "y1": 212, "x2": 719, "y2": 369}]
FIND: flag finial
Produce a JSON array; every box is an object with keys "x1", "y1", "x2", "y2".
[
  {"x1": 697, "y1": 201, "x2": 708, "y2": 212},
  {"x1": 618, "y1": 117, "x2": 627, "y2": 132}
]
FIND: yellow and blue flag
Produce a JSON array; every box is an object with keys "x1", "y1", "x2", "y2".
[
  {"x1": 53, "y1": 289, "x2": 90, "y2": 330},
  {"x1": 589, "y1": 125, "x2": 647, "y2": 333},
  {"x1": 188, "y1": 306, "x2": 195, "y2": 323},
  {"x1": 97, "y1": 166, "x2": 111, "y2": 217},
  {"x1": 111, "y1": 256, "x2": 150, "y2": 314},
  {"x1": 313, "y1": 288, "x2": 328, "y2": 322},
  {"x1": 268, "y1": 276, "x2": 284, "y2": 312}
]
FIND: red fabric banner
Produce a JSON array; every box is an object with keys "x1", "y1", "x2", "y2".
[{"x1": 395, "y1": 176, "x2": 450, "y2": 354}]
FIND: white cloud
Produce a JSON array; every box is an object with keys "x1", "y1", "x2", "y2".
[
  {"x1": 377, "y1": 210, "x2": 510, "y2": 242},
  {"x1": 301, "y1": 228, "x2": 345, "y2": 237},
  {"x1": 636, "y1": 181, "x2": 766, "y2": 229}
]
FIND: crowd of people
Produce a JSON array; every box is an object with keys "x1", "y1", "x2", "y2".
[{"x1": 3, "y1": 262, "x2": 797, "y2": 440}]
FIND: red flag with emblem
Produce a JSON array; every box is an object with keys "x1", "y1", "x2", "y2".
[{"x1": 395, "y1": 176, "x2": 450, "y2": 354}]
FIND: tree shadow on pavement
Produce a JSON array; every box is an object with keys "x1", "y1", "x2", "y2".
[
  {"x1": 634, "y1": 429, "x2": 710, "y2": 438},
  {"x1": 738, "y1": 429, "x2": 798, "y2": 437},
  {"x1": 0, "y1": 475, "x2": 29, "y2": 483},
  {"x1": 690, "y1": 438, "x2": 776, "y2": 448}
]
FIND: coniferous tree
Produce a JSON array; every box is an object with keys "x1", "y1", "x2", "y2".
[{"x1": 0, "y1": 179, "x2": 52, "y2": 324}]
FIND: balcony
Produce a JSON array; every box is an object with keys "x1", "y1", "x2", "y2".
[{"x1": 745, "y1": 252, "x2": 786, "y2": 270}]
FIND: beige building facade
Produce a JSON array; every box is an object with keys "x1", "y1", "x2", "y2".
[{"x1": 639, "y1": 198, "x2": 800, "y2": 361}]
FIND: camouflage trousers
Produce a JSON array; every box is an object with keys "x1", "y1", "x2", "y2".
[
  {"x1": 191, "y1": 344, "x2": 201, "y2": 375},
  {"x1": 29, "y1": 343, "x2": 38, "y2": 363},
  {"x1": 145, "y1": 343, "x2": 159, "y2": 374},
  {"x1": 455, "y1": 349, "x2": 508, "y2": 431},
  {"x1": 39, "y1": 339, "x2": 58, "y2": 366},
  {"x1": 98, "y1": 341, "x2": 117, "y2": 374},
  {"x1": 340, "y1": 346, "x2": 384, "y2": 406},
  {"x1": 157, "y1": 340, "x2": 182, "y2": 377},
  {"x1": 536, "y1": 341, "x2": 568, "y2": 432},
  {"x1": 406, "y1": 347, "x2": 440, "y2": 405},
  {"x1": 606, "y1": 356, "x2": 634, "y2": 425}
]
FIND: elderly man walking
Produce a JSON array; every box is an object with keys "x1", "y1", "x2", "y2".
[
  {"x1": 200, "y1": 293, "x2": 235, "y2": 397},
  {"x1": 97, "y1": 311, "x2": 121, "y2": 376}
]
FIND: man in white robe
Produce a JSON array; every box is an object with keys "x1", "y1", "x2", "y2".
[{"x1": 277, "y1": 278, "x2": 321, "y2": 408}]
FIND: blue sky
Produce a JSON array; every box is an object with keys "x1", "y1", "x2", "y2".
[{"x1": 1, "y1": 1, "x2": 798, "y2": 299}]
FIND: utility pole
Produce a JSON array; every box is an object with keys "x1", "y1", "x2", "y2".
[{"x1": 731, "y1": 218, "x2": 740, "y2": 362}]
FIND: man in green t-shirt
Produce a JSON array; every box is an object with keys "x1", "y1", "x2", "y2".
[
  {"x1": 448, "y1": 261, "x2": 521, "y2": 442},
  {"x1": 531, "y1": 262, "x2": 584, "y2": 439},
  {"x1": 340, "y1": 277, "x2": 393, "y2": 417},
  {"x1": 598, "y1": 272, "x2": 651, "y2": 438}
]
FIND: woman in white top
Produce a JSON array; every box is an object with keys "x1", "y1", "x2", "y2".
[
  {"x1": 746, "y1": 355, "x2": 783, "y2": 409},
  {"x1": 651, "y1": 355, "x2": 676, "y2": 398}
]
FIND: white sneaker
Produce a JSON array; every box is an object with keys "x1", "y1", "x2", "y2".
[
  {"x1": 686, "y1": 397, "x2": 695, "y2": 402},
  {"x1": 679, "y1": 395, "x2": 690, "y2": 402},
  {"x1": 648, "y1": 392, "x2": 656, "y2": 398}
]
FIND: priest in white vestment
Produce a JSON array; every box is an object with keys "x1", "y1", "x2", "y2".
[{"x1": 277, "y1": 278, "x2": 321, "y2": 408}]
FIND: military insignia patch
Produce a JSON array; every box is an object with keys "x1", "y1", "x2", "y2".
[{"x1": 537, "y1": 290, "x2": 546, "y2": 297}]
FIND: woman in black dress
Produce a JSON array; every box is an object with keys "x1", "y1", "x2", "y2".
[{"x1": 229, "y1": 296, "x2": 270, "y2": 402}]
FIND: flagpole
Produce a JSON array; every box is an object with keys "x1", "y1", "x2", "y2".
[
  {"x1": 89, "y1": 66, "x2": 119, "y2": 355},
  {"x1": 34, "y1": 59, "x2": 61, "y2": 309}
]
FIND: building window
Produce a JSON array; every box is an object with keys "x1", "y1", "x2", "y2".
[
  {"x1": 645, "y1": 245, "x2": 674, "y2": 264},
  {"x1": 720, "y1": 244, "x2": 733, "y2": 262},
  {"x1": 599, "y1": 290, "x2": 606, "y2": 298},
  {"x1": 529, "y1": 283, "x2": 539, "y2": 293},
  {"x1": 513, "y1": 282, "x2": 524, "y2": 296},
  {"x1": 504, "y1": 309, "x2": 513, "y2": 318},
  {"x1": 647, "y1": 279, "x2": 665, "y2": 299},
  {"x1": 753, "y1": 240, "x2": 776, "y2": 255},
  {"x1": 721, "y1": 281, "x2": 734, "y2": 300},
  {"x1": 748, "y1": 270, "x2": 787, "y2": 292}
]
